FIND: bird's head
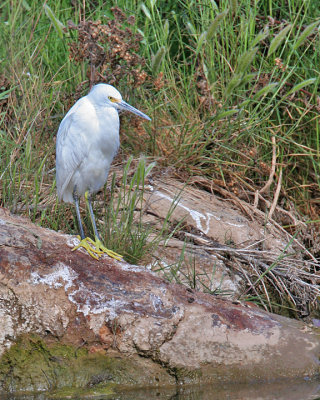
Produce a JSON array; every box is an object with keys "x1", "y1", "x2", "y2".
[{"x1": 89, "y1": 83, "x2": 151, "y2": 121}]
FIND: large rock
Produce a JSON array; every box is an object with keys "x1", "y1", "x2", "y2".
[
  {"x1": 141, "y1": 178, "x2": 310, "y2": 298},
  {"x1": 143, "y1": 178, "x2": 289, "y2": 252},
  {"x1": 0, "y1": 206, "x2": 319, "y2": 394}
]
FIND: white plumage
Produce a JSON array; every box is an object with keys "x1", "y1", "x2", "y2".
[{"x1": 55, "y1": 83, "x2": 151, "y2": 260}]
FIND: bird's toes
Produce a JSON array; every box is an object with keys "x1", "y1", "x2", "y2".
[
  {"x1": 95, "y1": 240, "x2": 123, "y2": 261},
  {"x1": 71, "y1": 237, "x2": 122, "y2": 261},
  {"x1": 72, "y1": 237, "x2": 102, "y2": 260}
]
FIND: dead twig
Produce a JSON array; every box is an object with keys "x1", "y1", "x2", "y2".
[{"x1": 268, "y1": 167, "x2": 282, "y2": 219}]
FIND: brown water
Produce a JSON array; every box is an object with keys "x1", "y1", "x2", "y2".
[
  {"x1": 2, "y1": 377, "x2": 320, "y2": 399},
  {"x1": 117, "y1": 378, "x2": 320, "y2": 400}
]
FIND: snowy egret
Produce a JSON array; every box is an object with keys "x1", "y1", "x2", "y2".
[{"x1": 56, "y1": 83, "x2": 151, "y2": 260}]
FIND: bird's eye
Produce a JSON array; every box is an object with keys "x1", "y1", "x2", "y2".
[{"x1": 108, "y1": 96, "x2": 117, "y2": 103}]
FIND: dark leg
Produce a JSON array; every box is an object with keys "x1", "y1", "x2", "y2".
[
  {"x1": 85, "y1": 191, "x2": 100, "y2": 241},
  {"x1": 73, "y1": 189, "x2": 85, "y2": 240},
  {"x1": 71, "y1": 192, "x2": 100, "y2": 260}
]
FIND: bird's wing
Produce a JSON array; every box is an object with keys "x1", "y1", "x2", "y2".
[{"x1": 56, "y1": 98, "x2": 92, "y2": 200}]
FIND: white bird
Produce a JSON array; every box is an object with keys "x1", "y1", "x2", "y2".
[{"x1": 56, "y1": 83, "x2": 151, "y2": 260}]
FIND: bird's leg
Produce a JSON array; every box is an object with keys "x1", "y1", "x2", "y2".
[
  {"x1": 71, "y1": 189, "x2": 102, "y2": 260},
  {"x1": 74, "y1": 191, "x2": 85, "y2": 240},
  {"x1": 85, "y1": 191, "x2": 123, "y2": 261}
]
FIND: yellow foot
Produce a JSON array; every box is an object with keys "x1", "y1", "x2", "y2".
[
  {"x1": 72, "y1": 236, "x2": 102, "y2": 260},
  {"x1": 91, "y1": 238, "x2": 123, "y2": 261},
  {"x1": 72, "y1": 236, "x2": 123, "y2": 261}
]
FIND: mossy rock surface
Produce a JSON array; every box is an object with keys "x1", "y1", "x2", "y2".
[{"x1": 0, "y1": 334, "x2": 174, "y2": 395}]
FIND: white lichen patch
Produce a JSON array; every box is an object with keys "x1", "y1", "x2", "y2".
[
  {"x1": 117, "y1": 262, "x2": 145, "y2": 273},
  {"x1": 150, "y1": 293, "x2": 164, "y2": 313},
  {"x1": 66, "y1": 235, "x2": 81, "y2": 248},
  {"x1": 30, "y1": 262, "x2": 128, "y2": 319},
  {"x1": 68, "y1": 280, "x2": 130, "y2": 319},
  {"x1": 155, "y1": 191, "x2": 245, "y2": 234},
  {"x1": 155, "y1": 191, "x2": 214, "y2": 234},
  {"x1": 30, "y1": 263, "x2": 78, "y2": 290}
]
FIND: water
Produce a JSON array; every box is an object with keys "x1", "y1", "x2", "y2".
[
  {"x1": 116, "y1": 379, "x2": 320, "y2": 400},
  {"x1": 1, "y1": 377, "x2": 320, "y2": 400}
]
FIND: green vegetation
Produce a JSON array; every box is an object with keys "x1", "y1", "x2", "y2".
[
  {"x1": 0, "y1": 334, "x2": 115, "y2": 393},
  {"x1": 0, "y1": 1, "x2": 320, "y2": 311},
  {"x1": 0, "y1": 334, "x2": 170, "y2": 395},
  {"x1": 99, "y1": 156, "x2": 180, "y2": 263}
]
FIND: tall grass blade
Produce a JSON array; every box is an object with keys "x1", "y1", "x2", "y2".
[
  {"x1": 22, "y1": 0, "x2": 31, "y2": 11},
  {"x1": 268, "y1": 24, "x2": 292, "y2": 57},
  {"x1": 0, "y1": 86, "x2": 17, "y2": 100},
  {"x1": 151, "y1": 46, "x2": 166, "y2": 74},
  {"x1": 286, "y1": 78, "x2": 316, "y2": 97},
  {"x1": 26, "y1": 135, "x2": 32, "y2": 169},
  {"x1": 251, "y1": 26, "x2": 269, "y2": 48},
  {"x1": 212, "y1": 109, "x2": 239, "y2": 121},
  {"x1": 43, "y1": 4, "x2": 65, "y2": 38},
  {"x1": 293, "y1": 20, "x2": 320, "y2": 50},
  {"x1": 226, "y1": 74, "x2": 242, "y2": 97},
  {"x1": 186, "y1": 21, "x2": 196, "y2": 36},
  {"x1": 206, "y1": 9, "x2": 228, "y2": 41},
  {"x1": 236, "y1": 47, "x2": 258, "y2": 74},
  {"x1": 163, "y1": 19, "x2": 169, "y2": 40},
  {"x1": 253, "y1": 82, "x2": 278, "y2": 100},
  {"x1": 140, "y1": 3, "x2": 152, "y2": 20},
  {"x1": 148, "y1": 0, "x2": 157, "y2": 11},
  {"x1": 195, "y1": 31, "x2": 207, "y2": 55},
  {"x1": 230, "y1": 0, "x2": 238, "y2": 15},
  {"x1": 240, "y1": 72, "x2": 256, "y2": 85}
]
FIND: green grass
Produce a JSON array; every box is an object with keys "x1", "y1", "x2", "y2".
[
  {"x1": 96, "y1": 156, "x2": 180, "y2": 264},
  {"x1": 0, "y1": 0, "x2": 320, "y2": 310}
]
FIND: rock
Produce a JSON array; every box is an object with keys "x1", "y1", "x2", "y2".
[
  {"x1": 141, "y1": 178, "x2": 298, "y2": 298},
  {"x1": 0, "y1": 206, "x2": 319, "y2": 394},
  {"x1": 139, "y1": 177, "x2": 320, "y2": 317},
  {"x1": 143, "y1": 178, "x2": 288, "y2": 251}
]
